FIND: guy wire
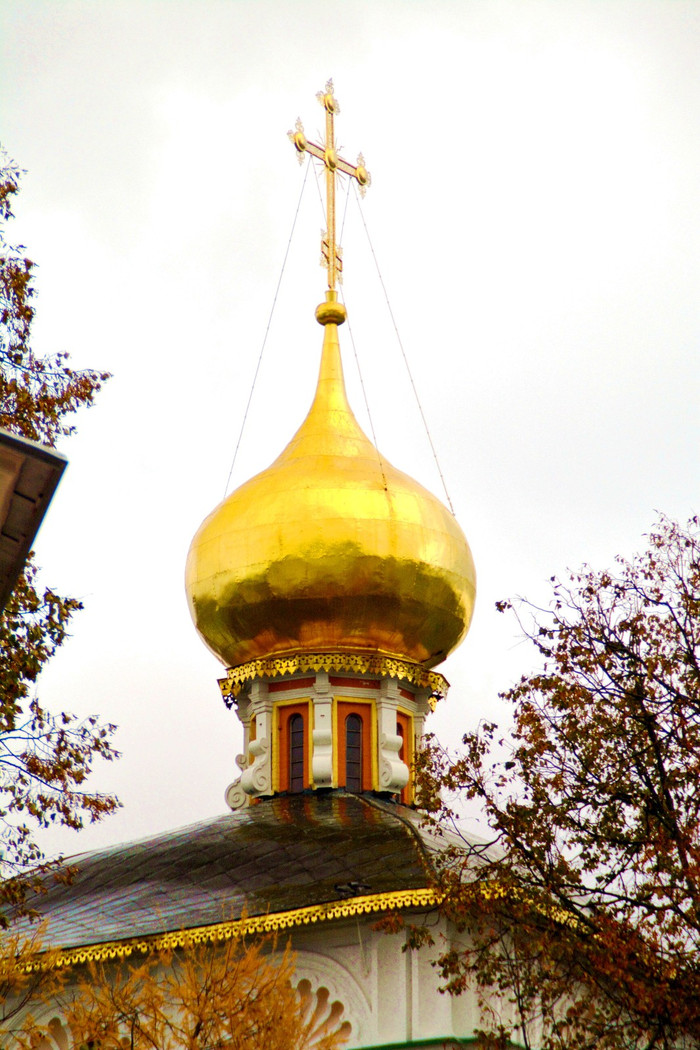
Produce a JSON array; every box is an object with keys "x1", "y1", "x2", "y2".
[
  {"x1": 339, "y1": 178, "x2": 388, "y2": 493},
  {"x1": 351, "y1": 182, "x2": 456, "y2": 516},
  {"x1": 223, "y1": 156, "x2": 312, "y2": 497}
]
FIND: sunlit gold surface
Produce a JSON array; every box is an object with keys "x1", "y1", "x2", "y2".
[{"x1": 185, "y1": 294, "x2": 476, "y2": 670}]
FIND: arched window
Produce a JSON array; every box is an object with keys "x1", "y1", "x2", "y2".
[
  {"x1": 289, "y1": 713, "x2": 305, "y2": 793},
  {"x1": 345, "y1": 713, "x2": 363, "y2": 792},
  {"x1": 337, "y1": 701, "x2": 372, "y2": 791},
  {"x1": 277, "y1": 703, "x2": 310, "y2": 793}
]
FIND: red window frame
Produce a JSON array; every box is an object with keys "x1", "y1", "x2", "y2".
[
  {"x1": 337, "y1": 701, "x2": 372, "y2": 791},
  {"x1": 277, "y1": 703, "x2": 310, "y2": 793}
]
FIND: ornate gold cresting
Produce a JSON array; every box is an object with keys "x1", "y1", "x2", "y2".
[
  {"x1": 218, "y1": 652, "x2": 449, "y2": 707},
  {"x1": 288, "y1": 79, "x2": 370, "y2": 292},
  {"x1": 35, "y1": 888, "x2": 440, "y2": 971},
  {"x1": 41, "y1": 881, "x2": 576, "y2": 973}
]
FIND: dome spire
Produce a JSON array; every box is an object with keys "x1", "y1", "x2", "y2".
[{"x1": 288, "y1": 78, "x2": 371, "y2": 293}]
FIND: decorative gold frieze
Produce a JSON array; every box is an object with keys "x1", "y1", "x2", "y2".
[
  {"x1": 218, "y1": 652, "x2": 448, "y2": 709},
  {"x1": 36, "y1": 888, "x2": 440, "y2": 972}
]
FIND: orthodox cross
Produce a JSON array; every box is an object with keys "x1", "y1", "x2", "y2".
[{"x1": 289, "y1": 80, "x2": 371, "y2": 291}]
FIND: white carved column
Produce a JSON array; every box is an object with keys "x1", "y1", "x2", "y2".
[
  {"x1": 241, "y1": 679, "x2": 273, "y2": 797},
  {"x1": 411, "y1": 685, "x2": 433, "y2": 749},
  {"x1": 377, "y1": 677, "x2": 409, "y2": 793},
  {"x1": 226, "y1": 679, "x2": 273, "y2": 808},
  {"x1": 312, "y1": 671, "x2": 333, "y2": 787}
]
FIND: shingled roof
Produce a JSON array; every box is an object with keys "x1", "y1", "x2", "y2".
[{"x1": 18, "y1": 793, "x2": 439, "y2": 952}]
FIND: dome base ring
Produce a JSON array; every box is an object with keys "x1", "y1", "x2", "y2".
[{"x1": 218, "y1": 650, "x2": 449, "y2": 708}]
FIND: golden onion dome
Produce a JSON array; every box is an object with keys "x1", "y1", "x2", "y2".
[{"x1": 185, "y1": 294, "x2": 476, "y2": 670}]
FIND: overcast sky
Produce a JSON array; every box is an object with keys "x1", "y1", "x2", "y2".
[{"x1": 2, "y1": 0, "x2": 699, "y2": 857}]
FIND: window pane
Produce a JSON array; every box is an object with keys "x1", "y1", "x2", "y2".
[
  {"x1": 345, "y1": 713, "x2": 363, "y2": 792},
  {"x1": 289, "y1": 713, "x2": 304, "y2": 792}
]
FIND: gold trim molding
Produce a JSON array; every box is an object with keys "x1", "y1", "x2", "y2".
[
  {"x1": 38, "y1": 887, "x2": 440, "y2": 972},
  {"x1": 219, "y1": 652, "x2": 449, "y2": 708}
]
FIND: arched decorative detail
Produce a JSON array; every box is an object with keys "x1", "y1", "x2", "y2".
[
  {"x1": 296, "y1": 978, "x2": 352, "y2": 1046},
  {"x1": 32, "y1": 1018, "x2": 71, "y2": 1050},
  {"x1": 293, "y1": 949, "x2": 373, "y2": 1044},
  {"x1": 26, "y1": 992, "x2": 352, "y2": 1050}
]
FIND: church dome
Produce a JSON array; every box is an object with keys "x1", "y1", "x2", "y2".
[{"x1": 185, "y1": 295, "x2": 476, "y2": 670}]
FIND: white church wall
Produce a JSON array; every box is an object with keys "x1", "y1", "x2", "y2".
[
  {"x1": 293, "y1": 914, "x2": 483, "y2": 1048},
  {"x1": 10, "y1": 909, "x2": 492, "y2": 1050}
]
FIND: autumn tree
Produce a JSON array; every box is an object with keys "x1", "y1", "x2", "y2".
[
  {"x1": 415, "y1": 515, "x2": 700, "y2": 1050},
  {"x1": 0, "y1": 149, "x2": 118, "y2": 902},
  {"x1": 12, "y1": 935, "x2": 350, "y2": 1050},
  {"x1": 0, "y1": 926, "x2": 62, "y2": 1034}
]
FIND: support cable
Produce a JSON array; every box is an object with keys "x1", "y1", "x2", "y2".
[
  {"x1": 223, "y1": 157, "x2": 312, "y2": 497},
  {"x1": 351, "y1": 182, "x2": 456, "y2": 516}
]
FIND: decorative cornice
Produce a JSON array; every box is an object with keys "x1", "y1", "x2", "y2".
[
  {"x1": 36, "y1": 887, "x2": 440, "y2": 972},
  {"x1": 218, "y1": 652, "x2": 448, "y2": 708}
]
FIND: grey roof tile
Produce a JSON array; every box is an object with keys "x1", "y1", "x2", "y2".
[{"x1": 12, "y1": 793, "x2": 435, "y2": 951}]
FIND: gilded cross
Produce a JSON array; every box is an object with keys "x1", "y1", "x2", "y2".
[{"x1": 289, "y1": 80, "x2": 371, "y2": 291}]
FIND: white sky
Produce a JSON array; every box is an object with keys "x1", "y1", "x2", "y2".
[{"x1": 1, "y1": 0, "x2": 698, "y2": 857}]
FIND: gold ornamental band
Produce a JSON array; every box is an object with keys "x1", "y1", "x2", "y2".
[
  {"x1": 218, "y1": 651, "x2": 449, "y2": 707},
  {"x1": 35, "y1": 888, "x2": 441, "y2": 972}
]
